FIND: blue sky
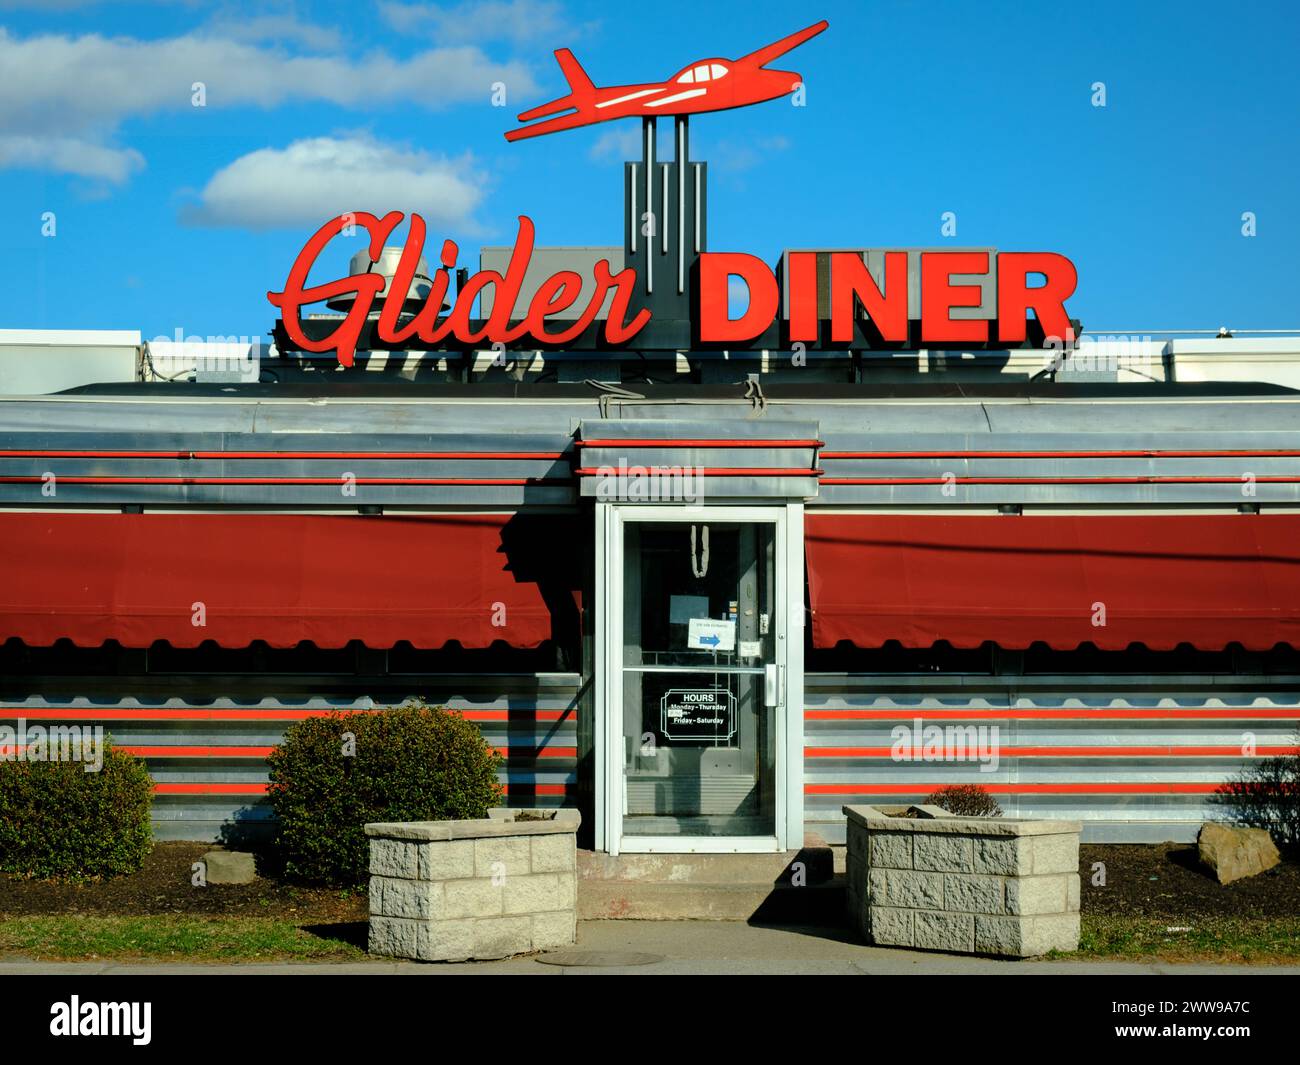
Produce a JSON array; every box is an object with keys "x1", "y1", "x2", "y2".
[{"x1": 1, "y1": 0, "x2": 1297, "y2": 342}]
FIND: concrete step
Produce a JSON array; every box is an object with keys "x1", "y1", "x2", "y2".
[
  {"x1": 576, "y1": 847, "x2": 847, "y2": 922},
  {"x1": 578, "y1": 847, "x2": 837, "y2": 885},
  {"x1": 578, "y1": 875, "x2": 847, "y2": 922}
]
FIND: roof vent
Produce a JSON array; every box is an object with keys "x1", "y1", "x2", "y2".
[{"x1": 327, "y1": 246, "x2": 434, "y2": 312}]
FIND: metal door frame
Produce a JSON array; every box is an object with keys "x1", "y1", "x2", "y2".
[{"x1": 595, "y1": 502, "x2": 804, "y2": 855}]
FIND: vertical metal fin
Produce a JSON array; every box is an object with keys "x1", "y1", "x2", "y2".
[
  {"x1": 643, "y1": 118, "x2": 654, "y2": 295},
  {"x1": 629, "y1": 163, "x2": 638, "y2": 255},
  {"x1": 677, "y1": 116, "x2": 687, "y2": 294},
  {"x1": 694, "y1": 164, "x2": 702, "y2": 254},
  {"x1": 661, "y1": 165, "x2": 668, "y2": 256}
]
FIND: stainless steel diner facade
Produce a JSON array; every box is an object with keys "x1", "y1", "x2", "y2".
[{"x1": 2, "y1": 332, "x2": 1300, "y2": 849}]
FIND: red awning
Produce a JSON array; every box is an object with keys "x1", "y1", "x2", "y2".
[
  {"x1": 0, "y1": 512, "x2": 579, "y2": 649},
  {"x1": 806, "y1": 513, "x2": 1300, "y2": 651}
]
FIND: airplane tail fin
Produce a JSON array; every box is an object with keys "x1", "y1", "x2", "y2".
[
  {"x1": 738, "y1": 19, "x2": 829, "y2": 69},
  {"x1": 516, "y1": 48, "x2": 594, "y2": 122},
  {"x1": 555, "y1": 48, "x2": 594, "y2": 97}
]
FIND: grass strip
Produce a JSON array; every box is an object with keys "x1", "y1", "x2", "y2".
[
  {"x1": 1062, "y1": 915, "x2": 1300, "y2": 964},
  {"x1": 0, "y1": 915, "x2": 366, "y2": 962}
]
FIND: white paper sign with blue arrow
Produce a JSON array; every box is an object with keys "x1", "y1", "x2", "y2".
[{"x1": 687, "y1": 617, "x2": 736, "y2": 652}]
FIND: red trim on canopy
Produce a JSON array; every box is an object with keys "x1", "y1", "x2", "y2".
[
  {"x1": 0, "y1": 512, "x2": 579, "y2": 650},
  {"x1": 805, "y1": 513, "x2": 1300, "y2": 651}
]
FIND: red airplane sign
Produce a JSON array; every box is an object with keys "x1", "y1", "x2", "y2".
[{"x1": 504, "y1": 19, "x2": 829, "y2": 141}]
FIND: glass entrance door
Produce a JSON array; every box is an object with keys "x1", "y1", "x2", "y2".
[{"x1": 614, "y1": 510, "x2": 786, "y2": 849}]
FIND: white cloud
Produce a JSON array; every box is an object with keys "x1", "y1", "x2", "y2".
[
  {"x1": 197, "y1": 13, "x2": 345, "y2": 53},
  {"x1": 378, "y1": 0, "x2": 576, "y2": 45},
  {"x1": 180, "y1": 135, "x2": 486, "y2": 232},
  {"x1": 585, "y1": 130, "x2": 791, "y2": 171},
  {"x1": 0, "y1": 134, "x2": 144, "y2": 183},
  {"x1": 0, "y1": 26, "x2": 536, "y2": 185},
  {"x1": 0, "y1": 28, "x2": 534, "y2": 136},
  {"x1": 708, "y1": 135, "x2": 791, "y2": 173},
  {"x1": 588, "y1": 126, "x2": 640, "y2": 162}
]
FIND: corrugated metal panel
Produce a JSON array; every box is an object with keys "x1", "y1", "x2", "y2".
[
  {"x1": 0, "y1": 430, "x2": 576, "y2": 507},
  {"x1": 804, "y1": 673, "x2": 1300, "y2": 844},
  {"x1": 576, "y1": 418, "x2": 822, "y2": 499},
  {"x1": 0, "y1": 676, "x2": 581, "y2": 841},
  {"x1": 6, "y1": 395, "x2": 1300, "y2": 506},
  {"x1": 818, "y1": 430, "x2": 1300, "y2": 505}
]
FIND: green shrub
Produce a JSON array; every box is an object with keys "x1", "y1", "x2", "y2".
[
  {"x1": 924, "y1": 784, "x2": 1003, "y2": 818},
  {"x1": 267, "y1": 701, "x2": 504, "y2": 885},
  {"x1": 1211, "y1": 738, "x2": 1300, "y2": 851},
  {"x1": 0, "y1": 740, "x2": 153, "y2": 880}
]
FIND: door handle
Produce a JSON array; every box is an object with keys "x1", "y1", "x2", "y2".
[{"x1": 764, "y1": 663, "x2": 780, "y2": 708}]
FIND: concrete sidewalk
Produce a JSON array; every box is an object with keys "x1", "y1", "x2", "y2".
[{"x1": 2, "y1": 921, "x2": 1298, "y2": 975}]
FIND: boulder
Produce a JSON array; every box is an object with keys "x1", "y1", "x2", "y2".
[
  {"x1": 200, "y1": 849, "x2": 258, "y2": 885},
  {"x1": 1197, "y1": 823, "x2": 1281, "y2": 885}
]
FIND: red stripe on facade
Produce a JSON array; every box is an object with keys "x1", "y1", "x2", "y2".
[
  {"x1": 124, "y1": 746, "x2": 275, "y2": 758},
  {"x1": 0, "y1": 450, "x2": 566, "y2": 461},
  {"x1": 0, "y1": 476, "x2": 569, "y2": 486},
  {"x1": 804, "y1": 708, "x2": 1300, "y2": 720},
  {"x1": 820, "y1": 475, "x2": 1300, "y2": 485},
  {"x1": 496, "y1": 746, "x2": 577, "y2": 758},
  {"x1": 0, "y1": 708, "x2": 381, "y2": 721},
  {"x1": 155, "y1": 783, "x2": 269, "y2": 795},
  {"x1": 805, "y1": 782, "x2": 1226, "y2": 795},
  {"x1": 0, "y1": 707, "x2": 571, "y2": 722},
  {"x1": 153, "y1": 782, "x2": 574, "y2": 796},
  {"x1": 2, "y1": 706, "x2": 1287, "y2": 723},
  {"x1": 804, "y1": 745, "x2": 1299, "y2": 758},
  {"x1": 576, "y1": 439, "x2": 824, "y2": 449},
  {"x1": 7, "y1": 446, "x2": 1285, "y2": 464},
  {"x1": 819, "y1": 449, "x2": 1300, "y2": 460},
  {"x1": 111, "y1": 745, "x2": 577, "y2": 759},
  {"x1": 457, "y1": 710, "x2": 572, "y2": 722},
  {"x1": 7, "y1": 739, "x2": 1285, "y2": 760},
  {"x1": 574, "y1": 467, "x2": 822, "y2": 477}
]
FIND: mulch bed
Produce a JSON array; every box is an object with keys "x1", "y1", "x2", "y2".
[
  {"x1": 1081, "y1": 843, "x2": 1300, "y2": 918},
  {"x1": 2, "y1": 840, "x2": 1297, "y2": 923},
  {"x1": 0, "y1": 842, "x2": 367, "y2": 922}
]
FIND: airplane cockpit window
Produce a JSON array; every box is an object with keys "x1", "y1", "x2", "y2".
[{"x1": 676, "y1": 62, "x2": 729, "y2": 84}]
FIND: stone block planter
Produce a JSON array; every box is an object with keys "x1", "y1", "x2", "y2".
[
  {"x1": 367, "y1": 808, "x2": 580, "y2": 962},
  {"x1": 844, "y1": 804, "x2": 1081, "y2": 958}
]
